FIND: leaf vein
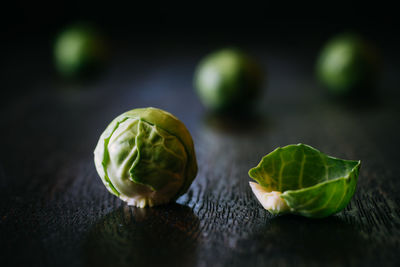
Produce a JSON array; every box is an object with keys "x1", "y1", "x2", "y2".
[{"x1": 298, "y1": 153, "x2": 306, "y2": 188}]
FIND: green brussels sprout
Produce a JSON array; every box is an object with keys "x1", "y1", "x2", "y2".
[
  {"x1": 249, "y1": 144, "x2": 360, "y2": 218},
  {"x1": 194, "y1": 48, "x2": 263, "y2": 114},
  {"x1": 54, "y1": 24, "x2": 107, "y2": 78},
  {"x1": 316, "y1": 33, "x2": 379, "y2": 96},
  {"x1": 94, "y1": 107, "x2": 198, "y2": 208}
]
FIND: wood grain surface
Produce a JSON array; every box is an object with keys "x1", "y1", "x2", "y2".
[{"x1": 1, "y1": 42, "x2": 399, "y2": 267}]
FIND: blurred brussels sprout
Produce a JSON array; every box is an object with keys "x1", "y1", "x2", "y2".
[
  {"x1": 94, "y1": 107, "x2": 198, "y2": 208},
  {"x1": 54, "y1": 23, "x2": 107, "y2": 78},
  {"x1": 316, "y1": 33, "x2": 380, "y2": 96},
  {"x1": 194, "y1": 48, "x2": 263, "y2": 114}
]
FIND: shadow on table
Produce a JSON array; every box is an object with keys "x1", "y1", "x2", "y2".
[
  {"x1": 236, "y1": 215, "x2": 368, "y2": 265},
  {"x1": 324, "y1": 86, "x2": 384, "y2": 111},
  {"x1": 202, "y1": 111, "x2": 271, "y2": 136},
  {"x1": 82, "y1": 203, "x2": 200, "y2": 267}
]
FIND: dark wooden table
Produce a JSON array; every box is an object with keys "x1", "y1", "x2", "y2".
[{"x1": 1, "y1": 37, "x2": 400, "y2": 267}]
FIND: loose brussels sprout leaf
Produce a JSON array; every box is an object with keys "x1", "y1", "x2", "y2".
[
  {"x1": 94, "y1": 107, "x2": 198, "y2": 208},
  {"x1": 248, "y1": 144, "x2": 360, "y2": 218}
]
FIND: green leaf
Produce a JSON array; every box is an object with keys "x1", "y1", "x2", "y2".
[
  {"x1": 248, "y1": 144, "x2": 360, "y2": 218},
  {"x1": 130, "y1": 120, "x2": 188, "y2": 191}
]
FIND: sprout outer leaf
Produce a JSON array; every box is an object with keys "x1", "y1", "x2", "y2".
[{"x1": 248, "y1": 144, "x2": 360, "y2": 218}]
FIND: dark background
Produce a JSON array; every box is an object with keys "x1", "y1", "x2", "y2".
[
  {"x1": 1, "y1": 2, "x2": 400, "y2": 267},
  {"x1": 2, "y1": 2, "x2": 399, "y2": 99}
]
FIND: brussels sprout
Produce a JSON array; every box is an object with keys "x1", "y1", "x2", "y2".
[
  {"x1": 54, "y1": 24, "x2": 107, "y2": 78},
  {"x1": 249, "y1": 144, "x2": 360, "y2": 218},
  {"x1": 316, "y1": 33, "x2": 379, "y2": 96},
  {"x1": 194, "y1": 48, "x2": 263, "y2": 114},
  {"x1": 94, "y1": 107, "x2": 198, "y2": 208}
]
